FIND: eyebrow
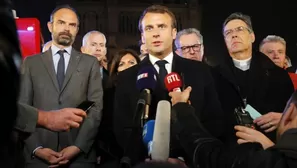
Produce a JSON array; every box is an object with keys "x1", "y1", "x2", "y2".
[{"x1": 56, "y1": 19, "x2": 77, "y2": 26}]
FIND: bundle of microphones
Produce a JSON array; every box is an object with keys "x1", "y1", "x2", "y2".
[{"x1": 135, "y1": 66, "x2": 184, "y2": 162}]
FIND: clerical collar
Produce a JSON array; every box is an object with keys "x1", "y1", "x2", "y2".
[{"x1": 232, "y1": 57, "x2": 252, "y2": 71}]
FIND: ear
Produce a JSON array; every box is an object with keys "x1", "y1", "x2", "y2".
[
  {"x1": 80, "y1": 46, "x2": 85, "y2": 53},
  {"x1": 47, "y1": 22, "x2": 53, "y2": 33},
  {"x1": 200, "y1": 45, "x2": 204, "y2": 57},
  {"x1": 175, "y1": 49, "x2": 182, "y2": 56},
  {"x1": 172, "y1": 28, "x2": 177, "y2": 40},
  {"x1": 141, "y1": 33, "x2": 145, "y2": 44},
  {"x1": 250, "y1": 32, "x2": 255, "y2": 43}
]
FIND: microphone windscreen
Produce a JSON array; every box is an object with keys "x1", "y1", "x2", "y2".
[
  {"x1": 136, "y1": 66, "x2": 157, "y2": 91},
  {"x1": 164, "y1": 72, "x2": 182, "y2": 92},
  {"x1": 142, "y1": 120, "x2": 155, "y2": 145},
  {"x1": 151, "y1": 100, "x2": 171, "y2": 161}
]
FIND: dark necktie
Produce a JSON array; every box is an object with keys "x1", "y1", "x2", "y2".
[
  {"x1": 57, "y1": 50, "x2": 65, "y2": 89},
  {"x1": 156, "y1": 60, "x2": 168, "y2": 87}
]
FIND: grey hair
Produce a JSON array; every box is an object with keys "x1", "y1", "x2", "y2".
[
  {"x1": 82, "y1": 30, "x2": 106, "y2": 46},
  {"x1": 259, "y1": 35, "x2": 286, "y2": 49},
  {"x1": 174, "y1": 28, "x2": 203, "y2": 49}
]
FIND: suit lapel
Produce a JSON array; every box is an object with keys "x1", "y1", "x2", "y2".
[
  {"x1": 61, "y1": 48, "x2": 81, "y2": 92},
  {"x1": 41, "y1": 49, "x2": 60, "y2": 92}
]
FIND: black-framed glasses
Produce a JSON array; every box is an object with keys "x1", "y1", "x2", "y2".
[
  {"x1": 179, "y1": 44, "x2": 202, "y2": 53},
  {"x1": 223, "y1": 26, "x2": 251, "y2": 37}
]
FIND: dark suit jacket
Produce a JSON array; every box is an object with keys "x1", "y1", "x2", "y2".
[
  {"x1": 15, "y1": 103, "x2": 38, "y2": 133},
  {"x1": 19, "y1": 48, "x2": 103, "y2": 165},
  {"x1": 171, "y1": 103, "x2": 297, "y2": 168},
  {"x1": 211, "y1": 52, "x2": 294, "y2": 145},
  {"x1": 113, "y1": 54, "x2": 224, "y2": 166},
  {"x1": 286, "y1": 66, "x2": 297, "y2": 73}
]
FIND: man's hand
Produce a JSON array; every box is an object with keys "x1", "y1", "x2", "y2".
[
  {"x1": 253, "y1": 112, "x2": 282, "y2": 132},
  {"x1": 277, "y1": 103, "x2": 297, "y2": 137},
  {"x1": 169, "y1": 86, "x2": 192, "y2": 105},
  {"x1": 235, "y1": 125, "x2": 274, "y2": 149},
  {"x1": 38, "y1": 108, "x2": 87, "y2": 131},
  {"x1": 145, "y1": 158, "x2": 187, "y2": 167},
  {"x1": 34, "y1": 148, "x2": 66, "y2": 165},
  {"x1": 60, "y1": 146, "x2": 81, "y2": 161}
]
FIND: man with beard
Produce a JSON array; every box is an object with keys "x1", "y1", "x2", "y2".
[{"x1": 19, "y1": 5, "x2": 103, "y2": 168}]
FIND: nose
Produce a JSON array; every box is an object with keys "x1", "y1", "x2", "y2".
[
  {"x1": 231, "y1": 33, "x2": 238, "y2": 39},
  {"x1": 152, "y1": 29, "x2": 160, "y2": 38},
  {"x1": 189, "y1": 47, "x2": 195, "y2": 54}
]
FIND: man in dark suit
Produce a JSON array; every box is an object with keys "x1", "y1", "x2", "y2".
[
  {"x1": 19, "y1": 5, "x2": 103, "y2": 168},
  {"x1": 211, "y1": 12, "x2": 294, "y2": 146},
  {"x1": 113, "y1": 5, "x2": 224, "y2": 167}
]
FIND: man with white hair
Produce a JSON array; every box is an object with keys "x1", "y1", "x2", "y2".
[
  {"x1": 81, "y1": 31, "x2": 108, "y2": 85},
  {"x1": 81, "y1": 31, "x2": 107, "y2": 67},
  {"x1": 260, "y1": 35, "x2": 296, "y2": 72},
  {"x1": 174, "y1": 28, "x2": 204, "y2": 61}
]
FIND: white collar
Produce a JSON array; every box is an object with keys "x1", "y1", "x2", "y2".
[
  {"x1": 149, "y1": 52, "x2": 174, "y2": 65},
  {"x1": 233, "y1": 57, "x2": 252, "y2": 71}
]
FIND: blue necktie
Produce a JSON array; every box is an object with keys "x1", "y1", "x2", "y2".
[{"x1": 57, "y1": 50, "x2": 65, "y2": 90}]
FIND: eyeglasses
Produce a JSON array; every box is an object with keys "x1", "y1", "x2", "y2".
[
  {"x1": 179, "y1": 44, "x2": 202, "y2": 53},
  {"x1": 223, "y1": 26, "x2": 251, "y2": 38}
]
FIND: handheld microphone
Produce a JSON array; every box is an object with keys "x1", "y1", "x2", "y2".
[
  {"x1": 151, "y1": 100, "x2": 171, "y2": 161},
  {"x1": 164, "y1": 72, "x2": 182, "y2": 92},
  {"x1": 142, "y1": 120, "x2": 155, "y2": 156},
  {"x1": 135, "y1": 66, "x2": 157, "y2": 126}
]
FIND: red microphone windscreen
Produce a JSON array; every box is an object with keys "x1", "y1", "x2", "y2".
[{"x1": 164, "y1": 72, "x2": 182, "y2": 92}]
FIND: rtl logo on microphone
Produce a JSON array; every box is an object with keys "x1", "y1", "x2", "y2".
[
  {"x1": 166, "y1": 74, "x2": 181, "y2": 84},
  {"x1": 137, "y1": 73, "x2": 148, "y2": 80}
]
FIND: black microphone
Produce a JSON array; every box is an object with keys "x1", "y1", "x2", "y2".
[
  {"x1": 120, "y1": 66, "x2": 157, "y2": 168},
  {"x1": 135, "y1": 66, "x2": 157, "y2": 127}
]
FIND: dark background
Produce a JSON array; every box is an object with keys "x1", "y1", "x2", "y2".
[{"x1": 12, "y1": 0, "x2": 297, "y2": 65}]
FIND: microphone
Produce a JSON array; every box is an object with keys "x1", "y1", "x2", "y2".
[
  {"x1": 142, "y1": 120, "x2": 155, "y2": 156},
  {"x1": 135, "y1": 66, "x2": 157, "y2": 126},
  {"x1": 151, "y1": 100, "x2": 171, "y2": 161},
  {"x1": 164, "y1": 72, "x2": 182, "y2": 92}
]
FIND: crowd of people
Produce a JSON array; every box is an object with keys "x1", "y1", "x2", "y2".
[{"x1": 1, "y1": 0, "x2": 297, "y2": 168}]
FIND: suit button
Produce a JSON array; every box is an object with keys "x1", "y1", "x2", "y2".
[{"x1": 58, "y1": 101, "x2": 61, "y2": 104}]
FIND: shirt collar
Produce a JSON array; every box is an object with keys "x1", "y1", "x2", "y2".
[
  {"x1": 149, "y1": 52, "x2": 174, "y2": 65},
  {"x1": 51, "y1": 44, "x2": 72, "y2": 55},
  {"x1": 232, "y1": 56, "x2": 252, "y2": 71}
]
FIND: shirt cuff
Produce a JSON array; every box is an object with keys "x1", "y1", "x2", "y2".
[{"x1": 32, "y1": 146, "x2": 43, "y2": 157}]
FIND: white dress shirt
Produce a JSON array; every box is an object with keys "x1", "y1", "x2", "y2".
[
  {"x1": 51, "y1": 44, "x2": 72, "y2": 73},
  {"x1": 149, "y1": 52, "x2": 174, "y2": 74}
]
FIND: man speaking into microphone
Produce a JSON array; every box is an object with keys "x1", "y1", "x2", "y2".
[{"x1": 113, "y1": 4, "x2": 224, "y2": 167}]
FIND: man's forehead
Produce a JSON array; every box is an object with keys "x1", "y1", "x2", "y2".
[
  {"x1": 180, "y1": 34, "x2": 200, "y2": 44},
  {"x1": 142, "y1": 12, "x2": 172, "y2": 25},
  {"x1": 53, "y1": 8, "x2": 78, "y2": 23},
  {"x1": 88, "y1": 33, "x2": 105, "y2": 42},
  {"x1": 224, "y1": 19, "x2": 248, "y2": 30},
  {"x1": 263, "y1": 42, "x2": 286, "y2": 49}
]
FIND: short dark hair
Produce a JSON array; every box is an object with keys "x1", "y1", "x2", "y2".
[
  {"x1": 223, "y1": 12, "x2": 253, "y2": 33},
  {"x1": 49, "y1": 4, "x2": 79, "y2": 24},
  {"x1": 138, "y1": 5, "x2": 177, "y2": 33}
]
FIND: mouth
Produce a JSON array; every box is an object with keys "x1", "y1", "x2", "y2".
[{"x1": 152, "y1": 41, "x2": 162, "y2": 46}]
